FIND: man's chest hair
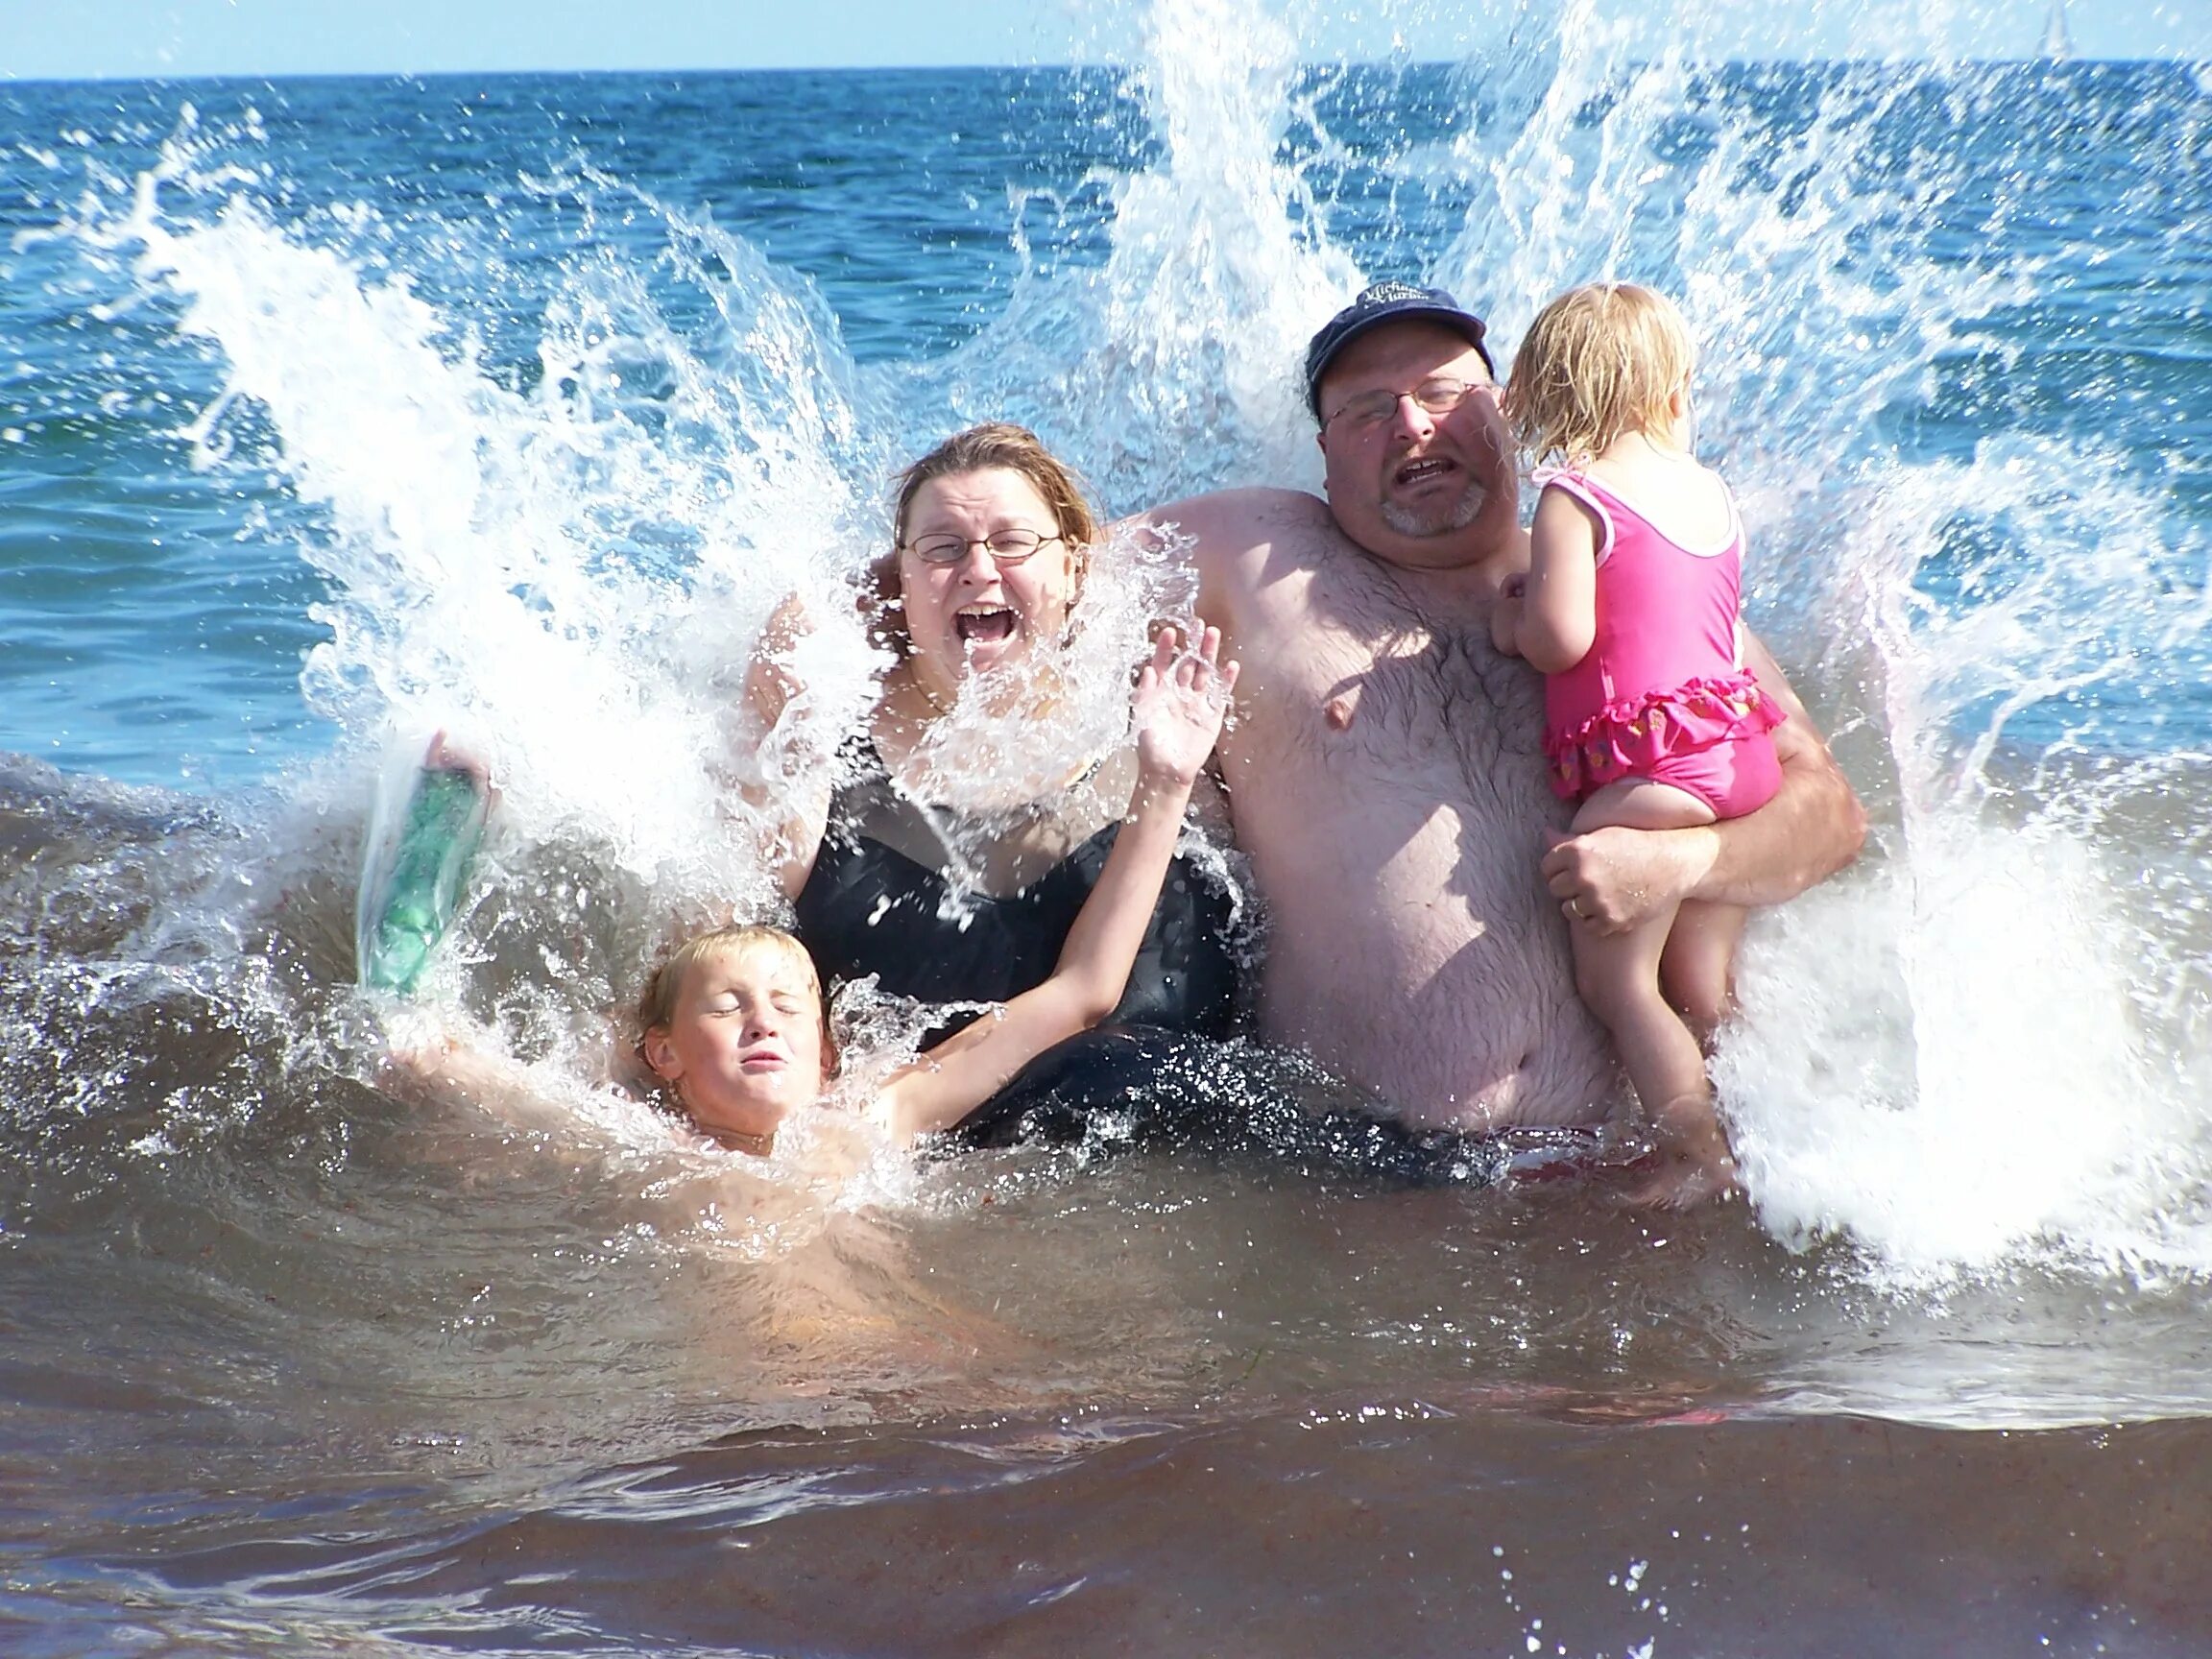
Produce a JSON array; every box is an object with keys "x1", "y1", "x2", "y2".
[{"x1": 1249, "y1": 557, "x2": 1546, "y2": 772}]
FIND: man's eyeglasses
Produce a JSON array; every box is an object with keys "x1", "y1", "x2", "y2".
[
  {"x1": 900, "y1": 529, "x2": 1064, "y2": 565},
  {"x1": 1321, "y1": 376, "x2": 1487, "y2": 435}
]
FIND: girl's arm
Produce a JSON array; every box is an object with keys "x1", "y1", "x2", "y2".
[
  {"x1": 1510, "y1": 486, "x2": 1599, "y2": 674},
  {"x1": 736, "y1": 593, "x2": 835, "y2": 901},
  {"x1": 875, "y1": 623, "x2": 1237, "y2": 1142}
]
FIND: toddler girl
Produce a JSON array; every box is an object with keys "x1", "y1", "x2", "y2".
[{"x1": 1493, "y1": 283, "x2": 1785, "y2": 1206}]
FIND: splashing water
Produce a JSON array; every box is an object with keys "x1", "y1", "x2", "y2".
[
  {"x1": 1726, "y1": 439, "x2": 2212, "y2": 1282},
  {"x1": 60, "y1": 109, "x2": 895, "y2": 915},
  {"x1": 24, "y1": 0, "x2": 2212, "y2": 1298}
]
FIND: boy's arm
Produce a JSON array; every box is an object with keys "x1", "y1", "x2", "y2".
[
  {"x1": 1542, "y1": 631, "x2": 1867, "y2": 929},
  {"x1": 877, "y1": 625, "x2": 1236, "y2": 1142},
  {"x1": 737, "y1": 592, "x2": 836, "y2": 902},
  {"x1": 381, "y1": 1026, "x2": 577, "y2": 1132}
]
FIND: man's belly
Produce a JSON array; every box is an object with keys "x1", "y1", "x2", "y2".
[{"x1": 1247, "y1": 786, "x2": 1621, "y2": 1131}]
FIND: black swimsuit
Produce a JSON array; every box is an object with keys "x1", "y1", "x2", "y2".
[
  {"x1": 792, "y1": 738, "x2": 1240, "y2": 1142},
  {"x1": 792, "y1": 740, "x2": 1505, "y2": 1183}
]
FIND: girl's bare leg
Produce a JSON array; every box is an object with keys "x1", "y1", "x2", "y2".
[
  {"x1": 1660, "y1": 899, "x2": 1748, "y2": 1046},
  {"x1": 1570, "y1": 781, "x2": 1737, "y2": 1206}
]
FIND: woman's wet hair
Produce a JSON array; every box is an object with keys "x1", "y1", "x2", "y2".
[
  {"x1": 1503, "y1": 282, "x2": 1696, "y2": 466},
  {"x1": 865, "y1": 421, "x2": 1096, "y2": 656},
  {"x1": 635, "y1": 923, "x2": 837, "y2": 1075}
]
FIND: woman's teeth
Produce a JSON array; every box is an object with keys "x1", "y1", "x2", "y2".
[{"x1": 956, "y1": 609, "x2": 1017, "y2": 643}]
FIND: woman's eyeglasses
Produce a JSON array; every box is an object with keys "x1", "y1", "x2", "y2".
[{"x1": 900, "y1": 529, "x2": 1064, "y2": 565}]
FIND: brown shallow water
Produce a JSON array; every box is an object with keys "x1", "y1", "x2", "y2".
[
  {"x1": 288, "y1": 1410, "x2": 2202, "y2": 1656},
  {"x1": 11, "y1": 1385, "x2": 2210, "y2": 1655},
  {"x1": 5, "y1": 763, "x2": 2211, "y2": 1656},
  {"x1": 5, "y1": 1121, "x2": 2210, "y2": 1657}
]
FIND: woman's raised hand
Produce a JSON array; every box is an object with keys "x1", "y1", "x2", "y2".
[{"x1": 1133, "y1": 621, "x2": 1238, "y2": 788}]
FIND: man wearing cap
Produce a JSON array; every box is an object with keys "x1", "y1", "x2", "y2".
[{"x1": 1140, "y1": 282, "x2": 1864, "y2": 1137}]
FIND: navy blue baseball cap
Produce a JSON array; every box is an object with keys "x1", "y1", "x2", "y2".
[{"x1": 1304, "y1": 281, "x2": 1496, "y2": 420}]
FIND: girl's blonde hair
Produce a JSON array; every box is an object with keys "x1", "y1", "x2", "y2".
[
  {"x1": 1504, "y1": 283, "x2": 1696, "y2": 465},
  {"x1": 635, "y1": 924, "x2": 836, "y2": 1070}
]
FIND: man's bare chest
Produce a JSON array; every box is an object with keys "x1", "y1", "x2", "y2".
[{"x1": 1231, "y1": 565, "x2": 1547, "y2": 792}]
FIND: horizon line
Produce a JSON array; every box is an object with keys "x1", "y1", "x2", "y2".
[{"x1": 5, "y1": 52, "x2": 2200, "y2": 89}]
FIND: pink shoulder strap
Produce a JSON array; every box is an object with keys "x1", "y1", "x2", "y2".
[{"x1": 1530, "y1": 467, "x2": 1617, "y2": 565}]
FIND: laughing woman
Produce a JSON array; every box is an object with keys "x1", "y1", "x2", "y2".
[{"x1": 743, "y1": 422, "x2": 1242, "y2": 1143}]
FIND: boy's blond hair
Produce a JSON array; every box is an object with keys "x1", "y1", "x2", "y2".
[
  {"x1": 1504, "y1": 283, "x2": 1696, "y2": 465},
  {"x1": 635, "y1": 924, "x2": 834, "y2": 1066}
]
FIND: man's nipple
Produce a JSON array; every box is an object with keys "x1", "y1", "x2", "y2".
[{"x1": 1323, "y1": 694, "x2": 1357, "y2": 732}]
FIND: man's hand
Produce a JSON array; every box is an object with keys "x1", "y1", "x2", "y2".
[
  {"x1": 1609, "y1": 1142, "x2": 1743, "y2": 1211},
  {"x1": 1542, "y1": 823, "x2": 1716, "y2": 935}
]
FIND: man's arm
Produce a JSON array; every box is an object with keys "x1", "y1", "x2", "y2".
[{"x1": 1543, "y1": 630, "x2": 1866, "y2": 930}]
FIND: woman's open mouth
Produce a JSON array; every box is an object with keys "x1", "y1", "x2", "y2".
[{"x1": 955, "y1": 607, "x2": 1018, "y2": 645}]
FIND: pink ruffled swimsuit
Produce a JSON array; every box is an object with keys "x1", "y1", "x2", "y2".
[{"x1": 1536, "y1": 468, "x2": 1785, "y2": 819}]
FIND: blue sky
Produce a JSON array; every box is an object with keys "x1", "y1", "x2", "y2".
[{"x1": 2, "y1": 0, "x2": 2203, "y2": 80}]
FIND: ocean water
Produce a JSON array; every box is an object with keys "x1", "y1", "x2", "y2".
[{"x1": 5, "y1": 0, "x2": 2212, "y2": 1651}]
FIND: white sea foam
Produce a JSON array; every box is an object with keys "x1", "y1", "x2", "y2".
[{"x1": 1721, "y1": 442, "x2": 2212, "y2": 1284}]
